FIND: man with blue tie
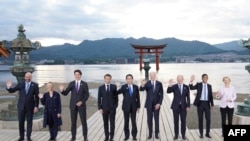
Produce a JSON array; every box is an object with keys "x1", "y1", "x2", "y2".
[
  {"x1": 167, "y1": 75, "x2": 190, "y2": 140},
  {"x1": 189, "y1": 74, "x2": 214, "y2": 139},
  {"x1": 117, "y1": 74, "x2": 140, "y2": 141},
  {"x1": 140, "y1": 72, "x2": 163, "y2": 139},
  {"x1": 59, "y1": 69, "x2": 89, "y2": 141},
  {"x1": 6, "y1": 72, "x2": 39, "y2": 141},
  {"x1": 98, "y1": 74, "x2": 118, "y2": 141}
]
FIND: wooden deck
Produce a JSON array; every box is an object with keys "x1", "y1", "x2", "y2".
[{"x1": 0, "y1": 90, "x2": 224, "y2": 141}]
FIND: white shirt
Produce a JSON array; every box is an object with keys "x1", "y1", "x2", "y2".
[{"x1": 200, "y1": 83, "x2": 208, "y2": 101}]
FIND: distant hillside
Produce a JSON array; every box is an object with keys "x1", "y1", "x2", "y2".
[
  {"x1": 1, "y1": 37, "x2": 227, "y2": 61},
  {"x1": 27, "y1": 37, "x2": 225, "y2": 60},
  {"x1": 214, "y1": 40, "x2": 247, "y2": 51}
]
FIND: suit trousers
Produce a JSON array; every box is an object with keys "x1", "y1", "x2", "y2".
[
  {"x1": 197, "y1": 101, "x2": 211, "y2": 135},
  {"x1": 172, "y1": 105, "x2": 187, "y2": 137},
  {"x1": 102, "y1": 109, "x2": 116, "y2": 139},
  {"x1": 123, "y1": 106, "x2": 137, "y2": 138},
  {"x1": 147, "y1": 108, "x2": 160, "y2": 136},
  {"x1": 18, "y1": 107, "x2": 33, "y2": 138},
  {"x1": 70, "y1": 105, "x2": 88, "y2": 139}
]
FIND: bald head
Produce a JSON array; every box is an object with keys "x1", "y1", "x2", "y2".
[
  {"x1": 24, "y1": 72, "x2": 32, "y2": 82},
  {"x1": 150, "y1": 71, "x2": 157, "y2": 81},
  {"x1": 177, "y1": 75, "x2": 184, "y2": 84}
]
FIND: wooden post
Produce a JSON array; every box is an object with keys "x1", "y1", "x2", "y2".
[
  {"x1": 139, "y1": 49, "x2": 143, "y2": 71},
  {"x1": 155, "y1": 48, "x2": 159, "y2": 71}
]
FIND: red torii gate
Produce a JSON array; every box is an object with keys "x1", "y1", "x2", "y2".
[{"x1": 131, "y1": 44, "x2": 167, "y2": 71}]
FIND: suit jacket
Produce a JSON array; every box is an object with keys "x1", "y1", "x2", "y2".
[
  {"x1": 98, "y1": 84, "x2": 118, "y2": 112},
  {"x1": 40, "y1": 91, "x2": 62, "y2": 127},
  {"x1": 61, "y1": 80, "x2": 89, "y2": 109},
  {"x1": 189, "y1": 82, "x2": 214, "y2": 107},
  {"x1": 139, "y1": 80, "x2": 163, "y2": 109},
  {"x1": 6, "y1": 81, "x2": 39, "y2": 111},
  {"x1": 117, "y1": 84, "x2": 140, "y2": 113},
  {"x1": 167, "y1": 84, "x2": 190, "y2": 110}
]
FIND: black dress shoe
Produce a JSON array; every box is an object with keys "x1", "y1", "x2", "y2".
[
  {"x1": 84, "y1": 139, "x2": 88, "y2": 141},
  {"x1": 70, "y1": 138, "x2": 75, "y2": 141},
  {"x1": 200, "y1": 135, "x2": 203, "y2": 138},
  {"x1": 182, "y1": 136, "x2": 186, "y2": 140},
  {"x1": 173, "y1": 136, "x2": 178, "y2": 140},
  {"x1": 17, "y1": 138, "x2": 24, "y2": 141},
  {"x1": 205, "y1": 134, "x2": 212, "y2": 138},
  {"x1": 133, "y1": 137, "x2": 137, "y2": 140},
  {"x1": 155, "y1": 134, "x2": 160, "y2": 139},
  {"x1": 27, "y1": 138, "x2": 33, "y2": 141},
  {"x1": 124, "y1": 137, "x2": 129, "y2": 140},
  {"x1": 104, "y1": 138, "x2": 109, "y2": 141},
  {"x1": 147, "y1": 136, "x2": 152, "y2": 139}
]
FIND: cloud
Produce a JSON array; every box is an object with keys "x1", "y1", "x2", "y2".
[{"x1": 0, "y1": 0, "x2": 249, "y2": 46}]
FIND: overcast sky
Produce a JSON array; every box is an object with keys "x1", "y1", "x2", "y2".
[{"x1": 0, "y1": 0, "x2": 249, "y2": 46}]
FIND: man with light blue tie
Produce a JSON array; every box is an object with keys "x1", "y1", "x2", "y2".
[
  {"x1": 6, "y1": 72, "x2": 39, "y2": 141},
  {"x1": 117, "y1": 74, "x2": 140, "y2": 141},
  {"x1": 189, "y1": 74, "x2": 214, "y2": 139},
  {"x1": 167, "y1": 75, "x2": 190, "y2": 140}
]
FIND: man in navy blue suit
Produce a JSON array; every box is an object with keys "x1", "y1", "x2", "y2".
[
  {"x1": 6, "y1": 72, "x2": 39, "y2": 141},
  {"x1": 140, "y1": 72, "x2": 163, "y2": 139},
  {"x1": 98, "y1": 74, "x2": 118, "y2": 141},
  {"x1": 117, "y1": 74, "x2": 140, "y2": 141},
  {"x1": 189, "y1": 74, "x2": 214, "y2": 139},
  {"x1": 167, "y1": 75, "x2": 190, "y2": 140}
]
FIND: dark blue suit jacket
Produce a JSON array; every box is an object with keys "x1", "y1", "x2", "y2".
[
  {"x1": 189, "y1": 82, "x2": 214, "y2": 107},
  {"x1": 139, "y1": 80, "x2": 163, "y2": 109},
  {"x1": 7, "y1": 81, "x2": 39, "y2": 111},
  {"x1": 61, "y1": 80, "x2": 89, "y2": 109},
  {"x1": 167, "y1": 84, "x2": 190, "y2": 110},
  {"x1": 117, "y1": 84, "x2": 140, "y2": 113},
  {"x1": 40, "y1": 91, "x2": 62, "y2": 127},
  {"x1": 98, "y1": 84, "x2": 118, "y2": 112}
]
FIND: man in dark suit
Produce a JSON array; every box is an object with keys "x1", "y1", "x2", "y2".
[
  {"x1": 139, "y1": 72, "x2": 163, "y2": 139},
  {"x1": 189, "y1": 74, "x2": 214, "y2": 139},
  {"x1": 6, "y1": 72, "x2": 39, "y2": 141},
  {"x1": 59, "y1": 69, "x2": 89, "y2": 141},
  {"x1": 98, "y1": 74, "x2": 118, "y2": 141},
  {"x1": 167, "y1": 75, "x2": 190, "y2": 140},
  {"x1": 117, "y1": 74, "x2": 140, "y2": 141}
]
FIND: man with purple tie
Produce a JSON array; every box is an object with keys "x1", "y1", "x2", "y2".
[{"x1": 59, "y1": 69, "x2": 89, "y2": 141}]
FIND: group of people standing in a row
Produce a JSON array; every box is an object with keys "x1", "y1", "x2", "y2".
[{"x1": 5, "y1": 69, "x2": 237, "y2": 141}]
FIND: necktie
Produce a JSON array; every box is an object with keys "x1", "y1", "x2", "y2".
[
  {"x1": 129, "y1": 85, "x2": 133, "y2": 97},
  {"x1": 152, "y1": 81, "x2": 155, "y2": 92},
  {"x1": 179, "y1": 85, "x2": 182, "y2": 95},
  {"x1": 25, "y1": 82, "x2": 30, "y2": 95},
  {"x1": 203, "y1": 84, "x2": 207, "y2": 100},
  {"x1": 107, "y1": 84, "x2": 110, "y2": 92}
]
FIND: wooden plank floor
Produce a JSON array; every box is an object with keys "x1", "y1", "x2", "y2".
[{"x1": 0, "y1": 89, "x2": 224, "y2": 141}]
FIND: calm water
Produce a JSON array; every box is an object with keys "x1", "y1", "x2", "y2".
[{"x1": 0, "y1": 63, "x2": 250, "y2": 94}]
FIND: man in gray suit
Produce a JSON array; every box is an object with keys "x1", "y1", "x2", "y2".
[
  {"x1": 6, "y1": 72, "x2": 39, "y2": 141},
  {"x1": 59, "y1": 69, "x2": 89, "y2": 141}
]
